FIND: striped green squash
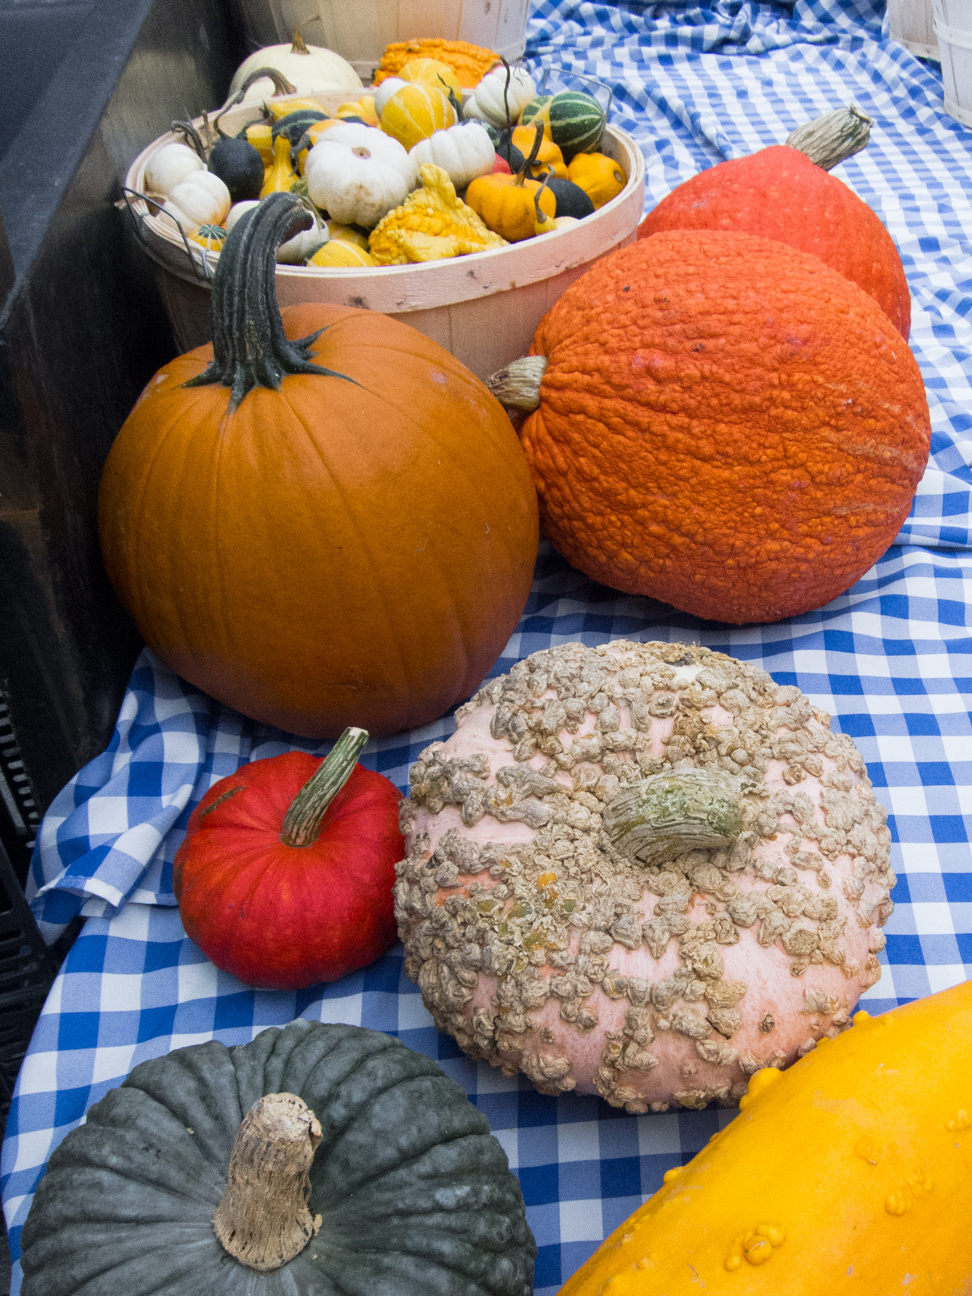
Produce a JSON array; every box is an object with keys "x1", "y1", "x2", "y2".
[{"x1": 521, "y1": 91, "x2": 605, "y2": 160}]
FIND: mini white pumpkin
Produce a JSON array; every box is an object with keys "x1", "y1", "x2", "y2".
[
  {"x1": 410, "y1": 122, "x2": 495, "y2": 190},
  {"x1": 305, "y1": 124, "x2": 415, "y2": 228},
  {"x1": 164, "y1": 172, "x2": 232, "y2": 228},
  {"x1": 143, "y1": 141, "x2": 204, "y2": 197},
  {"x1": 465, "y1": 65, "x2": 537, "y2": 129},
  {"x1": 229, "y1": 33, "x2": 361, "y2": 104},
  {"x1": 276, "y1": 208, "x2": 328, "y2": 264},
  {"x1": 224, "y1": 199, "x2": 260, "y2": 234}
]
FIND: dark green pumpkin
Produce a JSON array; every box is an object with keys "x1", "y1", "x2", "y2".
[
  {"x1": 546, "y1": 177, "x2": 595, "y2": 218},
  {"x1": 20, "y1": 1019, "x2": 536, "y2": 1296},
  {"x1": 272, "y1": 109, "x2": 328, "y2": 145}
]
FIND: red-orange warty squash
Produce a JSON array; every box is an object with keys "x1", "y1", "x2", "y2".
[
  {"x1": 638, "y1": 107, "x2": 911, "y2": 339},
  {"x1": 174, "y1": 727, "x2": 404, "y2": 988},
  {"x1": 489, "y1": 229, "x2": 930, "y2": 625},
  {"x1": 98, "y1": 193, "x2": 538, "y2": 736}
]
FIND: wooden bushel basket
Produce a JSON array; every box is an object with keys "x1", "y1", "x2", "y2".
[
  {"x1": 123, "y1": 91, "x2": 646, "y2": 382},
  {"x1": 229, "y1": 0, "x2": 531, "y2": 78}
]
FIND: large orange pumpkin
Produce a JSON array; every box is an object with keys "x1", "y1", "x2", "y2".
[
  {"x1": 638, "y1": 110, "x2": 911, "y2": 339},
  {"x1": 99, "y1": 193, "x2": 538, "y2": 736},
  {"x1": 495, "y1": 229, "x2": 929, "y2": 625}
]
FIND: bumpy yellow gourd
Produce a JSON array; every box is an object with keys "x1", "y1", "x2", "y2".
[
  {"x1": 560, "y1": 980, "x2": 972, "y2": 1296},
  {"x1": 380, "y1": 83, "x2": 456, "y2": 151}
]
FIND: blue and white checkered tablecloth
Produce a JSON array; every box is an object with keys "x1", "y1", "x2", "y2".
[{"x1": 5, "y1": 0, "x2": 972, "y2": 1290}]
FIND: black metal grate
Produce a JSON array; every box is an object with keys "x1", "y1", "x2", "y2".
[{"x1": 0, "y1": 836, "x2": 54, "y2": 1115}]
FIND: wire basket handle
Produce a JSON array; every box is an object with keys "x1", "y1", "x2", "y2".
[
  {"x1": 119, "y1": 186, "x2": 216, "y2": 283},
  {"x1": 537, "y1": 67, "x2": 613, "y2": 121}
]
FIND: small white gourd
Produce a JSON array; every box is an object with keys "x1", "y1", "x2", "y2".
[
  {"x1": 277, "y1": 210, "x2": 328, "y2": 264},
  {"x1": 225, "y1": 200, "x2": 260, "y2": 234},
  {"x1": 229, "y1": 34, "x2": 361, "y2": 103},
  {"x1": 143, "y1": 142, "x2": 204, "y2": 197},
  {"x1": 465, "y1": 66, "x2": 537, "y2": 129},
  {"x1": 410, "y1": 122, "x2": 495, "y2": 190},
  {"x1": 165, "y1": 172, "x2": 232, "y2": 227},
  {"x1": 305, "y1": 124, "x2": 416, "y2": 227}
]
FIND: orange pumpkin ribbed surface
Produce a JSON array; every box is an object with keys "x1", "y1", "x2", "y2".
[
  {"x1": 99, "y1": 194, "x2": 538, "y2": 738},
  {"x1": 518, "y1": 229, "x2": 930, "y2": 624},
  {"x1": 638, "y1": 144, "x2": 911, "y2": 339}
]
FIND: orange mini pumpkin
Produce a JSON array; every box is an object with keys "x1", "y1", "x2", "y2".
[
  {"x1": 99, "y1": 194, "x2": 538, "y2": 736},
  {"x1": 491, "y1": 229, "x2": 930, "y2": 625}
]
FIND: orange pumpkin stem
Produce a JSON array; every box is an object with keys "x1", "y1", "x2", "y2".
[
  {"x1": 183, "y1": 191, "x2": 356, "y2": 411},
  {"x1": 281, "y1": 726, "x2": 369, "y2": 846}
]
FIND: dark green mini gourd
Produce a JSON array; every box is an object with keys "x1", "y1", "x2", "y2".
[
  {"x1": 546, "y1": 177, "x2": 595, "y2": 218},
  {"x1": 208, "y1": 136, "x2": 265, "y2": 202},
  {"x1": 20, "y1": 1019, "x2": 537, "y2": 1296}
]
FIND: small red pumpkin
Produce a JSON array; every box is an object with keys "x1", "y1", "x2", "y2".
[{"x1": 173, "y1": 728, "x2": 404, "y2": 989}]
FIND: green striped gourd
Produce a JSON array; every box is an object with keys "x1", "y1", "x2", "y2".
[{"x1": 520, "y1": 91, "x2": 605, "y2": 160}]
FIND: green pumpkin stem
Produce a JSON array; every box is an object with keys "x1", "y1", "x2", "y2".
[
  {"x1": 183, "y1": 191, "x2": 353, "y2": 411},
  {"x1": 281, "y1": 726, "x2": 370, "y2": 847},
  {"x1": 515, "y1": 121, "x2": 545, "y2": 186}
]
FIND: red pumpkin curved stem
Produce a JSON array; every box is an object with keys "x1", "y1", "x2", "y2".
[{"x1": 281, "y1": 725, "x2": 370, "y2": 846}]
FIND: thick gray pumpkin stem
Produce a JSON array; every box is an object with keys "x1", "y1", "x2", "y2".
[
  {"x1": 785, "y1": 104, "x2": 872, "y2": 172},
  {"x1": 486, "y1": 356, "x2": 548, "y2": 412},
  {"x1": 603, "y1": 768, "x2": 744, "y2": 864},
  {"x1": 281, "y1": 725, "x2": 369, "y2": 846},
  {"x1": 213, "y1": 1092, "x2": 322, "y2": 1271}
]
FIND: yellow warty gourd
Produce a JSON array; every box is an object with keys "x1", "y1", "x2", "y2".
[
  {"x1": 559, "y1": 980, "x2": 972, "y2": 1296},
  {"x1": 368, "y1": 164, "x2": 507, "y2": 265}
]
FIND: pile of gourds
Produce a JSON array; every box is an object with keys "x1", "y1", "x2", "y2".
[{"x1": 142, "y1": 39, "x2": 627, "y2": 269}]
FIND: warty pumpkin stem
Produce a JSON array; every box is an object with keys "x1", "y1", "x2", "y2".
[
  {"x1": 486, "y1": 355, "x2": 547, "y2": 412},
  {"x1": 282, "y1": 725, "x2": 369, "y2": 846},
  {"x1": 784, "y1": 104, "x2": 872, "y2": 172},
  {"x1": 602, "y1": 767, "x2": 744, "y2": 864},
  {"x1": 183, "y1": 191, "x2": 353, "y2": 411},
  {"x1": 213, "y1": 1093, "x2": 322, "y2": 1271}
]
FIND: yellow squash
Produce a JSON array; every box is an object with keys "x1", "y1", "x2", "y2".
[
  {"x1": 399, "y1": 57, "x2": 462, "y2": 103},
  {"x1": 380, "y1": 82, "x2": 456, "y2": 151},
  {"x1": 260, "y1": 134, "x2": 297, "y2": 197},
  {"x1": 566, "y1": 151, "x2": 626, "y2": 208},
  {"x1": 560, "y1": 980, "x2": 972, "y2": 1296},
  {"x1": 511, "y1": 125, "x2": 567, "y2": 179},
  {"x1": 308, "y1": 240, "x2": 375, "y2": 267}
]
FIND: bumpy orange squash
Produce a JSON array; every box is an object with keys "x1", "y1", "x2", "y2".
[
  {"x1": 494, "y1": 229, "x2": 929, "y2": 624},
  {"x1": 559, "y1": 979, "x2": 972, "y2": 1296},
  {"x1": 99, "y1": 194, "x2": 538, "y2": 736},
  {"x1": 638, "y1": 109, "x2": 910, "y2": 338}
]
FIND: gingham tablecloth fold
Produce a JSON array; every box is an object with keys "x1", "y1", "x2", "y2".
[{"x1": 6, "y1": 1, "x2": 972, "y2": 1292}]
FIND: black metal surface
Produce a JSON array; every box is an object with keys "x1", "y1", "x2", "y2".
[{"x1": 0, "y1": 0, "x2": 244, "y2": 821}]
